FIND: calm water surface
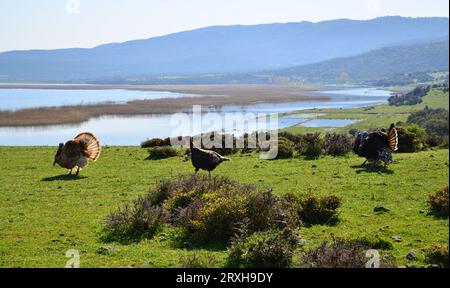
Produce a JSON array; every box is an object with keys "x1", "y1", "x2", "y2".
[{"x1": 0, "y1": 87, "x2": 391, "y2": 146}]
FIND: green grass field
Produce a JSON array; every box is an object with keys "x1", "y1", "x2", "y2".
[
  {"x1": 0, "y1": 87, "x2": 448, "y2": 268},
  {"x1": 284, "y1": 88, "x2": 449, "y2": 134},
  {"x1": 0, "y1": 146, "x2": 448, "y2": 268}
]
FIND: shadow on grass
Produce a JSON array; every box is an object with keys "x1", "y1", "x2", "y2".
[
  {"x1": 41, "y1": 174, "x2": 88, "y2": 182},
  {"x1": 351, "y1": 164, "x2": 394, "y2": 175}
]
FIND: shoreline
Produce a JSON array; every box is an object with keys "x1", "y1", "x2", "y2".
[{"x1": 0, "y1": 84, "x2": 330, "y2": 127}]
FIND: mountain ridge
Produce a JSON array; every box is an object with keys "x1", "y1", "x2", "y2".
[{"x1": 0, "y1": 16, "x2": 448, "y2": 83}]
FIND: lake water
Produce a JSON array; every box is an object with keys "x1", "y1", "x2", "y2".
[
  {"x1": 0, "y1": 87, "x2": 391, "y2": 146},
  {"x1": 0, "y1": 89, "x2": 198, "y2": 111}
]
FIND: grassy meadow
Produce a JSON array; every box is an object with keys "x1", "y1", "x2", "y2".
[
  {"x1": 284, "y1": 87, "x2": 449, "y2": 134},
  {"x1": 0, "y1": 87, "x2": 448, "y2": 268}
]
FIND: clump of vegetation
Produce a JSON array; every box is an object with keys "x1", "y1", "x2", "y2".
[
  {"x1": 299, "y1": 237, "x2": 395, "y2": 268},
  {"x1": 244, "y1": 191, "x2": 300, "y2": 232},
  {"x1": 407, "y1": 107, "x2": 449, "y2": 148},
  {"x1": 424, "y1": 244, "x2": 449, "y2": 268},
  {"x1": 408, "y1": 107, "x2": 449, "y2": 136},
  {"x1": 388, "y1": 85, "x2": 431, "y2": 106},
  {"x1": 297, "y1": 133, "x2": 324, "y2": 159},
  {"x1": 226, "y1": 229, "x2": 299, "y2": 268},
  {"x1": 179, "y1": 252, "x2": 220, "y2": 268},
  {"x1": 259, "y1": 137, "x2": 295, "y2": 159},
  {"x1": 103, "y1": 174, "x2": 342, "y2": 249},
  {"x1": 103, "y1": 196, "x2": 169, "y2": 243},
  {"x1": 146, "y1": 146, "x2": 181, "y2": 160},
  {"x1": 178, "y1": 188, "x2": 248, "y2": 244},
  {"x1": 428, "y1": 186, "x2": 449, "y2": 218},
  {"x1": 298, "y1": 195, "x2": 342, "y2": 226},
  {"x1": 141, "y1": 137, "x2": 171, "y2": 148},
  {"x1": 278, "y1": 131, "x2": 301, "y2": 144},
  {"x1": 396, "y1": 124, "x2": 428, "y2": 153},
  {"x1": 323, "y1": 133, "x2": 353, "y2": 156}
]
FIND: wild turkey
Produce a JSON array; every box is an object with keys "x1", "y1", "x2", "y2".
[
  {"x1": 53, "y1": 132, "x2": 101, "y2": 175},
  {"x1": 353, "y1": 123, "x2": 399, "y2": 166},
  {"x1": 190, "y1": 137, "x2": 230, "y2": 178}
]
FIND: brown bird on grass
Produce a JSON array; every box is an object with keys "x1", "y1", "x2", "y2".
[
  {"x1": 190, "y1": 137, "x2": 230, "y2": 178},
  {"x1": 53, "y1": 132, "x2": 101, "y2": 175},
  {"x1": 353, "y1": 123, "x2": 399, "y2": 166}
]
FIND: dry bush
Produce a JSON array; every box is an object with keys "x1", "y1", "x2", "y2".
[
  {"x1": 103, "y1": 196, "x2": 169, "y2": 243},
  {"x1": 424, "y1": 244, "x2": 449, "y2": 268},
  {"x1": 428, "y1": 186, "x2": 449, "y2": 218},
  {"x1": 299, "y1": 237, "x2": 396, "y2": 268},
  {"x1": 146, "y1": 146, "x2": 181, "y2": 160},
  {"x1": 226, "y1": 229, "x2": 299, "y2": 268},
  {"x1": 323, "y1": 133, "x2": 353, "y2": 156}
]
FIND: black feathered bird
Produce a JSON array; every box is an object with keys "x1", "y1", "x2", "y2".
[
  {"x1": 353, "y1": 123, "x2": 399, "y2": 166},
  {"x1": 190, "y1": 138, "x2": 230, "y2": 178}
]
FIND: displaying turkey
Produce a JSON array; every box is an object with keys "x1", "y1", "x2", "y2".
[
  {"x1": 190, "y1": 137, "x2": 230, "y2": 178},
  {"x1": 53, "y1": 132, "x2": 101, "y2": 175},
  {"x1": 353, "y1": 123, "x2": 399, "y2": 166}
]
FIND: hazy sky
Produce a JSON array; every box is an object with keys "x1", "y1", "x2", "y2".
[{"x1": 0, "y1": 0, "x2": 448, "y2": 52}]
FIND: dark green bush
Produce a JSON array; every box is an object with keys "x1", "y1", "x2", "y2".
[
  {"x1": 396, "y1": 124, "x2": 428, "y2": 153},
  {"x1": 275, "y1": 137, "x2": 295, "y2": 159},
  {"x1": 226, "y1": 229, "x2": 299, "y2": 268},
  {"x1": 407, "y1": 107, "x2": 449, "y2": 137},
  {"x1": 103, "y1": 196, "x2": 169, "y2": 243},
  {"x1": 323, "y1": 133, "x2": 353, "y2": 156},
  {"x1": 278, "y1": 131, "x2": 301, "y2": 145},
  {"x1": 297, "y1": 133, "x2": 323, "y2": 159},
  {"x1": 299, "y1": 238, "x2": 396, "y2": 268},
  {"x1": 298, "y1": 195, "x2": 342, "y2": 226},
  {"x1": 428, "y1": 186, "x2": 449, "y2": 218},
  {"x1": 424, "y1": 244, "x2": 449, "y2": 268},
  {"x1": 257, "y1": 137, "x2": 295, "y2": 159},
  {"x1": 388, "y1": 85, "x2": 430, "y2": 106},
  {"x1": 141, "y1": 137, "x2": 171, "y2": 148},
  {"x1": 146, "y1": 146, "x2": 181, "y2": 160}
]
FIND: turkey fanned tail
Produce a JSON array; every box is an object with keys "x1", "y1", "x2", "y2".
[{"x1": 74, "y1": 132, "x2": 101, "y2": 161}]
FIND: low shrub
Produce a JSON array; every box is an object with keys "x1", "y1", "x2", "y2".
[
  {"x1": 299, "y1": 238, "x2": 396, "y2": 268},
  {"x1": 244, "y1": 191, "x2": 300, "y2": 232},
  {"x1": 298, "y1": 195, "x2": 342, "y2": 226},
  {"x1": 428, "y1": 186, "x2": 449, "y2": 218},
  {"x1": 297, "y1": 133, "x2": 324, "y2": 159},
  {"x1": 278, "y1": 131, "x2": 301, "y2": 145},
  {"x1": 103, "y1": 196, "x2": 169, "y2": 243},
  {"x1": 257, "y1": 137, "x2": 295, "y2": 159},
  {"x1": 141, "y1": 137, "x2": 171, "y2": 148},
  {"x1": 179, "y1": 252, "x2": 220, "y2": 268},
  {"x1": 407, "y1": 107, "x2": 449, "y2": 137},
  {"x1": 146, "y1": 146, "x2": 181, "y2": 160},
  {"x1": 226, "y1": 229, "x2": 299, "y2": 268},
  {"x1": 396, "y1": 124, "x2": 428, "y2": 153},
  {"x1": 424, "y1": 244, "x2": 449, "y2": 268},
  {"x1": 323, "y1": 133, "x2": 353, "y2": 156},
  {"x1": 180, "y1": 188, "x2": 248, "y2": 244}
]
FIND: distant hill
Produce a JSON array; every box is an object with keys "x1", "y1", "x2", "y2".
[
  {"x1": 0, "y1": 16, "x2": 448, "y2": 83},
  {"x1": 267, "y1": 40, "x2": 449, "y2": 84}
]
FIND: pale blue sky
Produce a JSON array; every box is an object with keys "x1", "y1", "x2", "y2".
[{"x1": 0, "y1": 0, "x2": 448, "y2": 52}]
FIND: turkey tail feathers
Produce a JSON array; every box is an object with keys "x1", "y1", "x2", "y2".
[
  {"x1": 388, "y1": 124, "x2": 399, "y2": 152},
  {"x1": 74, "y1": 132, "x2": 101, "y2": 161}
]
